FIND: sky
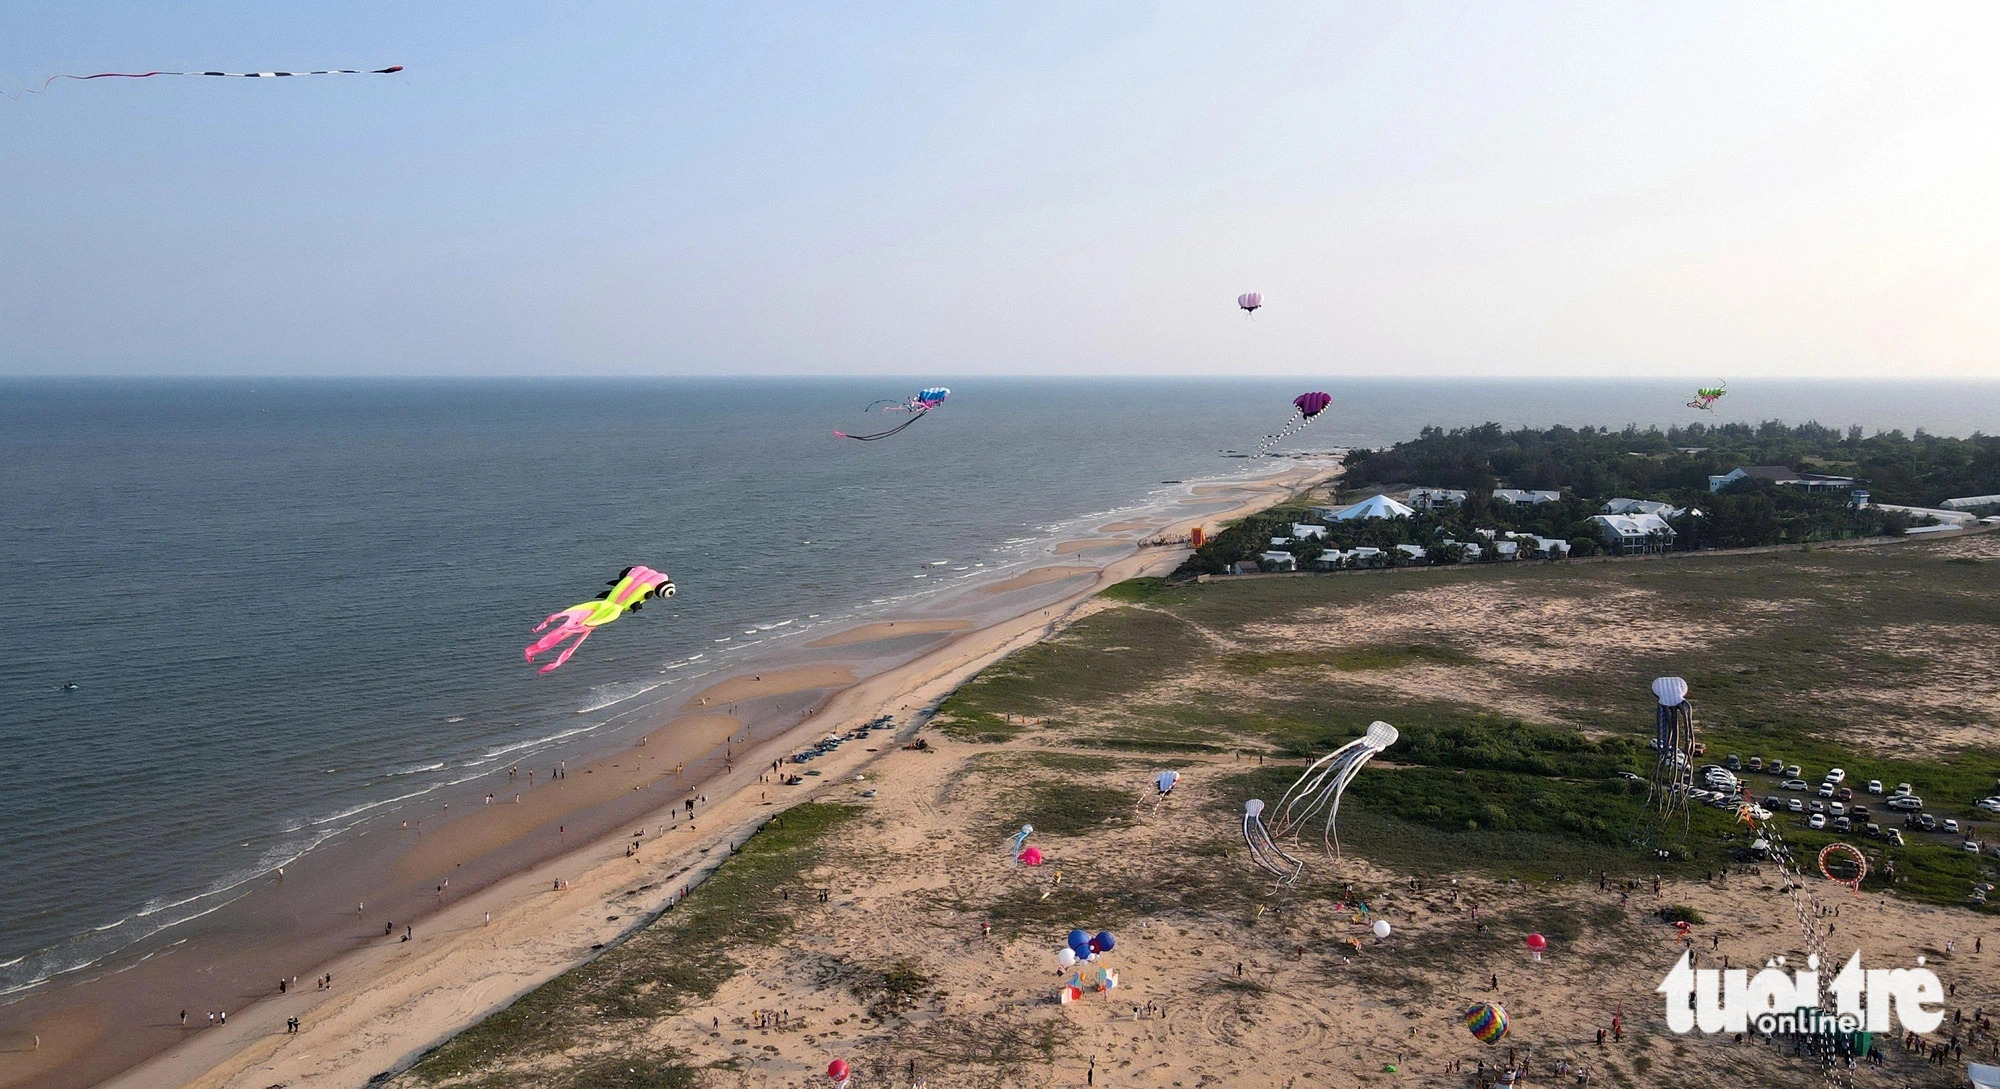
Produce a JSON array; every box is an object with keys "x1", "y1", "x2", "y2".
[{"x1": 3, "y1": 2, "x2": 1998, "y2": 378}]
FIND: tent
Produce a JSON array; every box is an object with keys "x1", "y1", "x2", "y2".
[{"x1": 1329, "y1": 494, "x2": 1416, "y2": 521}]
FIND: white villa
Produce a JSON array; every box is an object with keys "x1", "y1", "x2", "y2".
[
  {"x1": 1590, "y1": 513, "x2": 1676, "y2": 554},
  {"x1": 1603, "y1": 497, "x2": 1684, "y2": 518},
  {"x1": 1408, "y1": 487, "x2": 1468, "y2": 510},
  {"x1": 1492, "y1": 488, "x2": 1562, "y2": 505}
]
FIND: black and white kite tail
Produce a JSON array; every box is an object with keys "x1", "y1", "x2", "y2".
[{"x1": 11, "y1": 66, "x2": 403, "y2": 99}]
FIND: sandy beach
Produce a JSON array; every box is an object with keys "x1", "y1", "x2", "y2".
[{"x1": 13, "y1": 464, "x2": 1332, "y2": 1089}]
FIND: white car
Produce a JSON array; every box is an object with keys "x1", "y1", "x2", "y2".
[
  {"x1": 1887, "y1": 795, "x2": 1923, "y2": 811},
  {"x1": 1808, "y1": 813, "x2": 1827, "y2": 830},
  {"x1": 1826, "y1": 768, "x2": 1846, "y2": 784},
  {"x1": 1782, "y1": 779, "x2": 1809, "y2": 791},
  {"x1": 1786, "y1": 764, "x2": 1803, "y2": 778},
  {"x1": 1829, "y1": 802, "x2": 1846, "y2": 816},
  {"x1": 1894, "y1": 782, "x2": 1914, "y2": 795},
  {"x1": 1867, "y1": 780, "x2": 1884, "y2": 794},
  {"x1": 1944, "y1": 818, "x2": 1961, "y2": 834},
  {"x1": 1817, "y1": 783, "x2": 1835, "y2": 798},
  {"x1": 1977, "y1": 797, "x2": 2000, "y2": 813},
  {"x1": 1966, "y1": 841, "x2": 1983, "y2": 853},
  {"x1": 1788, "y1": 798, "x2": 1805, "y2": 813}
]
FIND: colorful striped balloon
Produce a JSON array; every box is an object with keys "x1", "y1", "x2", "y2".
[{"x1": 1464, "y1": 1002, "x2": 1509, "y2": 1044}]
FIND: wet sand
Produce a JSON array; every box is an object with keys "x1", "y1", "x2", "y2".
[
  {"x1": 676, "y1": 665, "x2": 857, "y2": 712},
  {"x1": 976, "y1": 565, "x2": 1095, "y2": 594},
  {"x1": 1051, "y1": 539, "x2": 1130, "y2": 555},
  {"x1": 805, "y1": 620, "x2": 973, "y2": 648},
  {"x1": 20, "y1": 463, "x2": 1335, "y2": 1089}
]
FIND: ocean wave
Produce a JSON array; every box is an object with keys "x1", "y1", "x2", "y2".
[
  {"x1": 385, "y1": 761, "x2": 446, "y2": 777},
  {"x1": 482, "y1": 724, "x2": 598, "y2": 759}
]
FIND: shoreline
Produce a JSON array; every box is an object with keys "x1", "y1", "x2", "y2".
[{"x1": 26, "y1": 463, "x2": 1334, "y2": 1089}]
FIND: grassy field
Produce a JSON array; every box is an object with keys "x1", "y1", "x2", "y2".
[
  {"x1": 402, "y1": 803, "x2": 859, "y2": 1089},
  {"x1": 935, "y1": 534, "x2": 2000, "y2": 907}
]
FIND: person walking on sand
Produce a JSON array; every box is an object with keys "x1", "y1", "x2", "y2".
[{"x1": 180, "y1": 1010, "x2": 187, "y2": 1027}]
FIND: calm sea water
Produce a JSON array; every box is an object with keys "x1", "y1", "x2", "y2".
[{"x1": 0, "y1": 376, "x2": 1993, "y2": 996}]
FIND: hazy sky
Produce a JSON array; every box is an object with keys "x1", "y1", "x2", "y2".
[{"x1": 4, "y1": 3, "x2": 1997, "y2": 378}]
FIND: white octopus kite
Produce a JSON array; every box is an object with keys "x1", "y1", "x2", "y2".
[{"x1": 1245, "y1": 721, "x2": 1399, "y2": 884}]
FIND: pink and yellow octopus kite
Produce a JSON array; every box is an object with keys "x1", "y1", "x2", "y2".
[{"x1": 525, "y1": 566, "x2": 676, "y2": 673}]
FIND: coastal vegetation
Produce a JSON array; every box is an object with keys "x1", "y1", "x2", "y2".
[
  {"x1": 1178, "y1": 421, "x2": 1989, "y2": 575},
  {"x1": 942, "y1": 535, "x2": 2000, "y2": 907},
  {"x1": 405, "y1": 803, "x2": 858, "y2": 1088},
  {"x1": 1345, "y1": 420, "x2": 2000, "y2": 508}
]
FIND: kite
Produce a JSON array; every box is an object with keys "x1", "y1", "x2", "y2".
[
  {"x1": 1242, "y1": 798, "x2": 1303, "y2": 884},
  {"x1": 11, "y1": 66, "x2": 403, "y2": 99},
  {"x1": 1255, "y1": 391, "x2": 1332, "y2": 456},
  {"x1": 524, "y1": 566, "x2": 675, "y2": 673},
  {"x1": 1008, "y1": 823, "x2": 1034, "y2": 860},
  {"x1": 1237, "y1": 292, "x2": 1263, "y2": 315},
  {"x1": 1153, "y1": 770, "x2": 1180, "y2": 796},
  {"x1": 1817, "y1": 843, "x2": 1868, "y2": 894},
  {"x1": 1647, "y1": 677, "x2": 1697, "y2": 825},
  {"x1": 1267, "y1": 720, "x2": 1399, "y2": 859},
  {"x1": 1687, "y1": 383, "x2": 1726, "y2": 412},
  {"x1": 835, "y1": 387, "x2": 949, "y2": 441},
  {"x1": 1465, "y1": 1002, "x2": 1509, "y2": 1044}
]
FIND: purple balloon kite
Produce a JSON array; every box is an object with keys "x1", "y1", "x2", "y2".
[{"x1": 1256, "y1": 391, "x2": 1332, "y2": 456}]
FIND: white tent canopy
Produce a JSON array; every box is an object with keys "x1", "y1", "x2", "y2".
[{"x1": 1329, "y1": 494, "x2": 1416, "y2": 521}]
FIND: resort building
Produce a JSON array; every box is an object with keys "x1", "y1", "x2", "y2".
[
  {"x1": 1407, "y1": 487, "x2": 1468, "y2": 510},
  {"x1": 1602, "y1": 497, "x2": 1683, "y2": 518},
  {"x1": 1324, "y1": 494, "x2": 1417, "y2": 521},
  {"x1": 1708, "y1": 466, "x2": 1856, "y2": 493},
  {"x1": 1258, "y1": 551, "x2": 1299, "y2": 572},
  {"x1": 1590, "y1": 513, "x2": 1677, "y2": 554},
  {"x1": 1290, "y1": 523, "x2": 1328, "y2": 539},
  {"x1": 1491, "y1": 488, "x2": 1561, "y2": 504}
]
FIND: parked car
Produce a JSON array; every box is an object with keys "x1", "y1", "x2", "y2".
[
  {"x1": 1765, "y1": 795, "x2": 1785, "y2": 809},
  {"x1": 1864, "y1": 822, "x2": 1882, "y2": 838},
  {"x1": 1808, "y1": 814, "x2": 1827, "y2": 830},
  {"x1": 1829, "y1": 802, "x2": 1847, "y2": 816},
  {"x1": 1835, "y1": 787, "x2": 1854, "y2": 801},
  {"x1": 1810, "y1": 800, "x2": 1826, "y2": 813},
  {"x1": 1917, "y1": 813, "x2": 1938, "y2": 831},
  {"x1": 1885, "y1": 829, "x2": 1906, "y2": 846},
  {"x1": 1826, "y1": 768, "x2": 1847, "y2": 784},
  {"x1": 1786, "y1": 764, "x2": 1803, "y2": 778},
  {"x1": 1943, "y1": 818, "x2": 1961, "y2": 834},
  {"x1": 1788, "y1": 798, "x2": 1805, "y2": 813},
  {"x1": 1834, "y1": 817, "x2": 1852, "y2": 833},
  {"x1": 1978, "y1": 797, "x2": 2000, "y2": 813},
  {"x1": 1965, "y1": 840, "x2": 1983, "y2": 853},
  {"x1": 1817, "y1": 783, "x2": 1835, "y2": 798},
  {"x1": 1782, "y1": 779, "x2": 1809, "y2": 791},
  {"x1": 1726, "y1": 754, "x2": 1743, "y2": 770},
  {"x1": 1887, "y1": 795, "x2": 1923, "y2": 811},
  {"x1": 1894, "y1": 782, "x2": 1913, "y2": 795},
  {"x1": 1764, "y1": 755, "x2": 1784, "y2": 773},
  {"x1": 1867, "y1": 779, "x2": 1884, "y2": 794},
  {"x1": 1850, "y1": 804, "x2": 1870, "y2": 817},
  {"x1": 1748, "y1": 757, "x2": 1765, "y2": 772}
]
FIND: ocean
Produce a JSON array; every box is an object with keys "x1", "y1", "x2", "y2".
[{"x1": 0, "y1": 375, "x2": 1993, "y2": 999}]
